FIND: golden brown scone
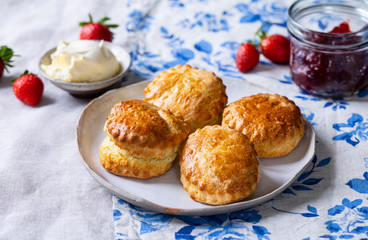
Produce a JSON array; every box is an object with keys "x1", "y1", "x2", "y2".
[
  {"x1": 104, "y1": 99, "x2": 190, "y2": 159},
  {"x1": 101, "y1": 99, "x2": 190, "y2": 178},
  {"x1": 100, "y1": 137, "x2": 176, "y2": 179},
  {"x1": 222, "y1": 93, "x2": 305, "y2": 158},
  {"x1": 144, "y1": 64, "x2": 228, "y2": 132},
  {"x1": 179, "y1": 125, "x2": 260, "y2": 205}
]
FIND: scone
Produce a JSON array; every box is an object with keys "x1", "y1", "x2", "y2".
[
  {"x1": 144, "y1": 64, "x2": 228, "y2": 132},
  {"x1": 222, "y1": 93, "x2": 305, "y2": 158},
  {"x1": 100, "y1": 99, "x2": 190, "y2": 179},
  {"x1": 179, "y1": 125, "x2": 260, "y2": 205}
]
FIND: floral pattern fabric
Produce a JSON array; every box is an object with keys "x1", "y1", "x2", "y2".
[{"x1": 114, "y1": 0, "x2": 368, "y2": 239}]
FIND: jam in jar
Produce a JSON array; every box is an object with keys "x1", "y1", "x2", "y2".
[{"x1": 287, "y1": 0, "x2": 368, "y2": 98}]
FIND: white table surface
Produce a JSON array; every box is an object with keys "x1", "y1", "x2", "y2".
[{"x1": 0, "y1": 0, "x2": 129, "y2": 239}]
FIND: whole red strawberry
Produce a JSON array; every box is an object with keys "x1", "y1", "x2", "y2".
[
  {"x1": 235, "y1": 42, "x2": 260, "y2": 73},
  {"x1": 13, "y1": 70, "x2": 44, "y2": 106},
  {"x1": 79, "y1": 14, "x2": 119, "y2": 42},
  {"x1": 260, "y1": 34, "x2": 290, "y2": 63},
  {"x1": 330, "y1": 21, "x2": 351, "y2": 33},
  {"x1": 0, "y1": 46, "x2": 18, "y2": 78}
]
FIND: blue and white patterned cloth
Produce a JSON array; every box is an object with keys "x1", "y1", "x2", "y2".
[
  {"x1": 1, "y1": 0, "x2": 367, "y2": 239},
  {"x1": 113, "y1": 0, "x2": 368, "y2": 239}
]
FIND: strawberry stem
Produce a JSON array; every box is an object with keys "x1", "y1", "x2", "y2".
[
  {"x1": 254, "y1": 23, "x2": 272, "y2": 41},
  {"x1": 105, "y1": 24, "x2": 119, "y2": 28},
  {"x1": 12, "y1": 70, "x2": 30, "y2": 83},
  {"x1": 98, "y1": 16, "x2": 110, "y2": 24},
  {"x1": 79, "y1": 14, "x2": 119, "y2": 29},
  {"x1": 79, "y1": 13, "x2": 94, "y2": 27},
  {"x1": 79, "y1": 21, "x2": 89, "y2": 27},
  {"x1": 98, "y1": 16, "x2": 119, "y2": 28},
  {"x1": 0, "y1": 46, "x2": 19, "y2": 72}
]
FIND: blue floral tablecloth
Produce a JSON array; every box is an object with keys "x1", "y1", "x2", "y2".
[
  {"x1": 1, "y1": 0, "x2": 367, "y2": 239},
  {"x1": 112, "y1": 0, "x2": 368, "y2": 239}
]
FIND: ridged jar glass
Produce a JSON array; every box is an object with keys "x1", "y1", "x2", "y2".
[{"x1": 287, "y1": 0, "x2": 368, "y2": 98}]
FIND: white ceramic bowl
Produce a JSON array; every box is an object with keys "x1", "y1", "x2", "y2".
[{"x1": 39, "y1": 41, "x2": 131, "y2": 97}]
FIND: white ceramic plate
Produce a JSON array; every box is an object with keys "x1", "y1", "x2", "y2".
[{"x1": 77, "y1": 80, "x2": 315, "y2": 216}]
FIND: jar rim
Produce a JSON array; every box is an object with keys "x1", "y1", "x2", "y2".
[{"x1": 287, "y1": 0, "x2": 368, "y2": 50}]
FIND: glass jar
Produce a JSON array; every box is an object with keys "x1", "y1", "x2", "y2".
[{"x1": 287, "y1": 0, "x2": 368, "y2": 98}]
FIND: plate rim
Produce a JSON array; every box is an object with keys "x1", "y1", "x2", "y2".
[{"x1": 76, "y1": 81, "x2": 316, "y2": 216}]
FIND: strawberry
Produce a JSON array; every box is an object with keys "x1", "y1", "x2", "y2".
[
  {"x1": 79, "y1": 14, "x2": 119, "y2": 42},
  {"x1": 330, "y1": 21, "x2": 351, "y2": 33},
  {"x1": 259, "y1": 34, "x2": 290, "y2": 63},
  {"x1": 13, "y1": 70, "x2": 44, "y2": 106},
  {"x1": 0, "y1": 46, "x2": 18, "y2": 78},
  {"x1": 235, "y1": 42, "x2": 260, "y2": 73}
]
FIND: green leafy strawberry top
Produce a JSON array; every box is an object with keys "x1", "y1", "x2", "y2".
[
  {"x1": 0, "y1": 45, "x2": 18, "y2": 72},
  {"x1": 79, "y1": 14, "x2": 119, "y2": 29}
]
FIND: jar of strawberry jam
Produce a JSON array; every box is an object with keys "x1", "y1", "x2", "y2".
[{"x1": 287, "y1": 0, "x2": 368, "y2": 98}]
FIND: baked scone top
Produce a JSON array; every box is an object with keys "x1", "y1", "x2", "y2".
[
  {"x1": 222, "y1": 93, "x2": 305, "y2": 157},
  {"x1": 104, "y1": 99, "x2": 190, "y2": 158},
  {"x1": 144, "y1": 64, "x2": 227, "y2": 131},
  {"x1": 180, "y1": 125, "x2": 260, "y2": 205}
]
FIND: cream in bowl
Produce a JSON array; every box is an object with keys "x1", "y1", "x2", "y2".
[
  {"x1": 39, "y1": 40, "x2": 131, "y2": 97},
  {"x1": 41, "y1": 40, "x2": 120, "y2": 83}
]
